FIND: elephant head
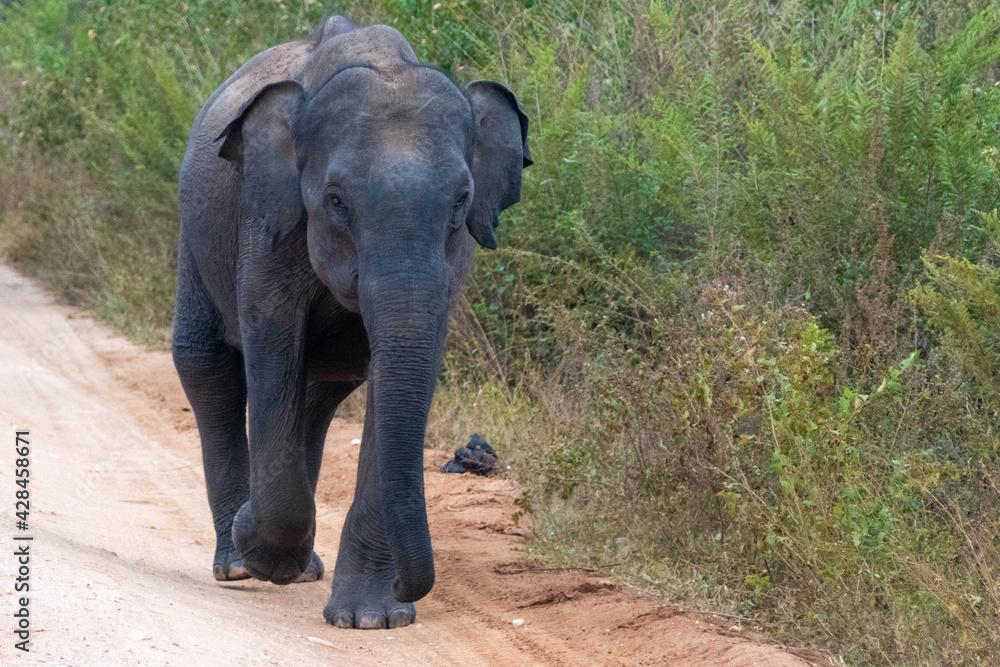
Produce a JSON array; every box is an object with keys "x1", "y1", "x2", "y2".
[{"x1": 215, "y1": 55, "x2": 530, "y2": 602}]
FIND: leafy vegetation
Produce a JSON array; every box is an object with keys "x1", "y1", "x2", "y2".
[{"x1": 2, "y1": 0, "x2": 1000, "y2": 663}]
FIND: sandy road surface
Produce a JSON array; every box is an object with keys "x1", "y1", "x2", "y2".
[{"x1": 0, "y1": 264, "x2": 823, "y2": 666}]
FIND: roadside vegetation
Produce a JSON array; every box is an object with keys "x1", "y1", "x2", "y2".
[{"x1": 2, "y1": 1, "x2": 999, "y2": 663}]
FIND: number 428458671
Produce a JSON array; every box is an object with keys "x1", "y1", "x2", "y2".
[{"x1": 15, "y1": 432, "x2": 29, "y2": 530}]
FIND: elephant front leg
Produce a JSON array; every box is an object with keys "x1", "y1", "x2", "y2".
[
  {"x1": 325, "y1": 381, "x2": 417, "y2": 629},
  {"x1": 232, "y1": 307, "x2": 320, "y2": 585}
]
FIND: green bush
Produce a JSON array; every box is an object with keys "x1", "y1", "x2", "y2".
[{"x1": 3, "y1": 0, "x2": 1000, "y2": 663}]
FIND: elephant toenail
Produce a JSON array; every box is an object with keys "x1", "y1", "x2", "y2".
[
  {"x1": 331, "y1": 612, "x2": 354, "y2": 628},
  {"x1": 388, "y1": 609, "x2": 414, "y2": 628},
  {"x1": 357, "y1": 612, "x2": 387, "y2": 629},
  {"x1": 228, "y1": 560, "x2": 249, "y2": 579}
]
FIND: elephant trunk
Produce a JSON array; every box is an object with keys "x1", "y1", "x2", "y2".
[{"x1": 358, "y1": 260, "x2": 449, "y2": 603}]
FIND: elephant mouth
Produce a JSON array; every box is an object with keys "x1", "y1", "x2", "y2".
[{"x1": 328, "y1": 273, "x2": 359, "y2": 312}]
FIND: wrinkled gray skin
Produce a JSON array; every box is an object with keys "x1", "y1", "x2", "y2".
[{"x1": 172, "y1": 16, "x2": 530, "y2": 630}]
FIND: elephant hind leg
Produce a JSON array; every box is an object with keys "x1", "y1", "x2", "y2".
[
  {"x1": 304, "y1": 380, "x2": 363, "y2": 493},
  {"x1": 173, "y1": 247, "x2": 250, "y2": 581},
  {"x1": 292, "y1": 380, "x2": 362, "y2": 584}
]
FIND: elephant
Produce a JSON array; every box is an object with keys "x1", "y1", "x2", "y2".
[{"x1": 171, "y1": 16, "x2": 530, "y2": 629}]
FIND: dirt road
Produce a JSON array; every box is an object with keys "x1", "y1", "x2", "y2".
[{"x1": 0, "y1": 264, "x2": 822, "y2": 666}]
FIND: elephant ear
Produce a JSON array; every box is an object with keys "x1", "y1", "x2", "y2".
[
  {"x1": 465, "y1": 80, "x2": 532, "y2": 250},
  {"x1": 216, "y1": 80, "x2": 307, "y2": 251}
]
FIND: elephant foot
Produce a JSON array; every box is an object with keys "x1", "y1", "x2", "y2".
[
  {"x1": 214, "y1": 551, "x2": 323, "y2": 583},
  {"x1": 324, "y1": 567, "x2": 416, "y2": 629},
  {"x1": 232, "y1": 502, "x2": 315, "y2": 585}
]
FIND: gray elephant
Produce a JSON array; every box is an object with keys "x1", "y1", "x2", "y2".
[{"x1": 172, "y1": 16, "x2": 530, "y2": 629}]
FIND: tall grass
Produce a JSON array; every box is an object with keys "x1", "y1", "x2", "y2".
[{"x1": 2, "y1": 1, "x2": 1000, "y2": 663}]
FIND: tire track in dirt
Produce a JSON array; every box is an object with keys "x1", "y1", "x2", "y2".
[{"x1": 0, "y1": 264, "x2": 823, "y2": 666}]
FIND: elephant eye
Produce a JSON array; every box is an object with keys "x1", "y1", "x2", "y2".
[
  {"x1": 325, "y1": 190, "x2": 351, "y2": 229},
  {"x1": 451, "y1": 192, "x2": 470, "y2": 229},
  {"x1": 326, "y1": 191, "x2": 349, "y2": 213}
]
